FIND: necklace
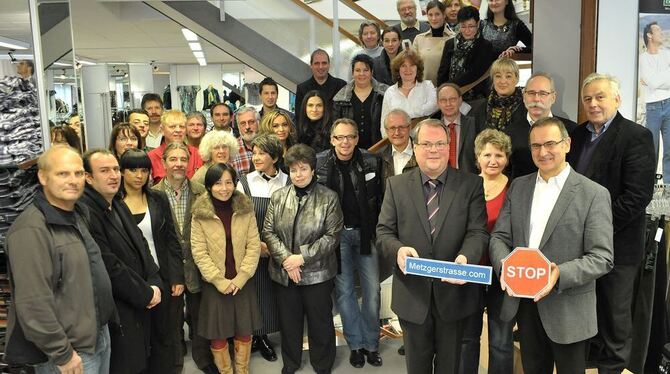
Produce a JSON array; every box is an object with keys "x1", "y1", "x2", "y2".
[{"x1": 483, "y1": 176, "x2": 507, "y2": 198}]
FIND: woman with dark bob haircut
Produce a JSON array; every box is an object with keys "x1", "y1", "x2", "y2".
[
  {"x1": 262, "y1": 144, "x2": 343, "y2": 374},
  {"x1": 297, "y1": 90, "x2": 332, "y2": 152},
  {"x1": 236, "y1": 134, "x2": 289, "y2": 362},
  {"x1": 191, "y1": 162, "x2": 261, "y2": 374},
  {"x1": 118, "y1": 148, "x2": 185, "y2": 373}
]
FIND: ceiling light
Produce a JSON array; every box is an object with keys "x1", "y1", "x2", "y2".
[
  {"x1": 181, "y1": 28, "x2": 198, "y2": 42},
  {"x1": 0, "y1": 36, "x2": 29, "y2": 50},
  {"x1": 53, "y1": 62, "x2": 71, "y2": 67},
  {"x1": 197, "y1": 58, "x2": 207, "y2": 67},
  {"x1": 189, "y1": 42, "x2": 202, "y2": 51},
  {"x1": 77, "y1": 59, "x2": 96, "y2": 66},
  {"x1": 193, "y1": 51, "x2": 204, "y2": 59},
  {"x1": 59, "y1": 70, "x2": 67, "y2": 79}
]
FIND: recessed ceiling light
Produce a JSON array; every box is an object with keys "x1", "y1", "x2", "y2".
[
  {"x1": 189, "y1": 42, "x2": 202, "y2": 51},
  {"x1": 181, "y1": 28, "x2": 198, "y2": 42},
  {"x1": 193, "y1": 51, "x2": 204, "y2": 59},
  {"x1": 197, "y1": 58, "x2": 207, "y2": 66},
  {"x1": 77, "y1": 59, "x2": 96, "y2": 66}
]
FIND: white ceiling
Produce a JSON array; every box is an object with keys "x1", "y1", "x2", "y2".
[{"x1": 0, "y1": 1, "x2": 33, "y2": 56}]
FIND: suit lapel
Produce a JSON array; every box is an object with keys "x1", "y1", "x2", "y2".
[
  {"x1": 538, "y1": 170, "x2": 579, "y2": 249},
  {"x1": 409, "y1": 170, "x2": 432, "y2": 239},
  {"x1": 458, "y1": 116, "x2": 472, "y2": 161},
  {"x1": 581, "y1": 113, "x2": 623, "y2": 178},
  {"x1": 520, "y1": 176, "x2": 535, "y2": 245}
]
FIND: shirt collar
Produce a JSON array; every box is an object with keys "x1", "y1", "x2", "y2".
[
  {"x1": 391, "y1": 141, "x2": 413, "y2": 157},
  {"x1": 536, "y1": 164, "x2": 571, "y2": 187},
  {"x1": 164, "y1": 178, "x2": 189, "y2": 194},
  {"x1": 586, "y1": 114, "x2": 616, "y2": 137},
  {"x1": 401, "y1": 20, "x2": 420, "y2": 31},
  {"x1": 443, "y1": 114, "x2": 461, "y2": 125},
  {"x1": 420, "y1": 167, "x2": 448, "y2": 186},
  {"x1": 527, "y1": 111, "x2": 553, "y2": 126}
]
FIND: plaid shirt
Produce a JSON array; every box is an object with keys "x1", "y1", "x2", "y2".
[
  {"x1": 231, "y1": 137, "x2": 253, "y2": 177},
  {"x1": 163, "y1": 179, "x2": 190, "y2": 234}
]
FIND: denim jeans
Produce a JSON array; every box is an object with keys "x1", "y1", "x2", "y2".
[
  {"x1": 334, "y1": 228, "x2": 381, "y2": 351},
  {"x1": 459, "y1": 283, "x2": 514, "y2": 374},
  {"x1": 646, "y1": 98, "x2": 670, "y2": 183},
  {"x1": 35, "y1": 325, "x2": 111, "y2": 374}
]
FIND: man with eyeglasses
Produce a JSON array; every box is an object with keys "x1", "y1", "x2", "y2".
[
  {"x1": 490, "y1": 117, "x2": 613, "y2": 374},
  {"x1": 501, "y1": 72, "x2": 577, "y2": 179},
  {"x1": 429, "y1": 83, "x2": 481, "y2": 174},
  {"x1": 380, "y1": 109, "x2": 417, "y2": 185},
  {"x1": 377, "y1": 118, "x2": 488, "y2": 373},
  {"x1": 567, "y1": 73, "x2": 655, "y2": 374},
  {"x1": 231, "y1": 105, "x2": 260, "y2": 177},
  {"x1": 395, "y1": 0, "x2": 429, "y2": 44},
  {"x1": 315, "y1": 118, "x2": 383, "y2": 369}
]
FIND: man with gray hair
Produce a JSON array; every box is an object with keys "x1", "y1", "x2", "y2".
[
  {"x1": 379, "y1": 108, "x2": 417, "y2": 184},
  {"x1": 395, "y1": 0, "x2": 429, "y2": 44},
  {"x1": 231, "y1": 105, "x2": 261, "y2": 176},
  {"x1": 567, "y1": 73, "x2": 655, "y2": 374}
]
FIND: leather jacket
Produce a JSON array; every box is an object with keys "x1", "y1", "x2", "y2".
[{"x1": 262, "y1": 183, "x2": 343, "y2": 286}]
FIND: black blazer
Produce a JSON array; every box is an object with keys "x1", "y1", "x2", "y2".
[
  {"x1": 567, "y1": 112, "x2": 655, "y2": 265},
  {"x1": 376, "y1": 167, "x2": 489, "y2": 324},
  {"x1": 80, "y1": 186, "x2": 162, "y2": 374},
  {"x1": 429, "y1": 111, "x2": 484, "y2": 175},
  {"x1": 145, "y1": 189, "x2": 185, "y2": 287},
  {"x1": 436, "y1": 36, "x2": 495, "y2": 99}
]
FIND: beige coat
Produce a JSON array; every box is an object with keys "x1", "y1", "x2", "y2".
[
  {"x1": 191, "y1": 190, "x2": 260, "y2": 292},
  {"x1": 412, "y1": 29, "x2": 456, "y2": 85}
]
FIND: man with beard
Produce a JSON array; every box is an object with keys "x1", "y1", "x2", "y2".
[
  {"x1": 503, "y1": 73, "x2": 577, "y2": 179},
  {"x1": 395, "y1": 0, "x2": 429, "y2": 44},
  {"x1": 142, "y1": 94, "x2": 165, "y2": 148},
  {"x1": 231, "y1": 105, "x2": 260, "y2": 176},
  {"x1": 210, "y1": 103, "x2": 235, "y2": 135},
  {"x1": 148, "y1": 110, "x2": 203, "y2": 184}
]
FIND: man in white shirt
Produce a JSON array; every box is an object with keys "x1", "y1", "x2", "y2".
[
  {"x1": 490, "y1": 117, "x2": 613, "y2": 373},
  {"x1": 640, "y1": 21, "x2": 670, "y2": 182},
  {"x1": 379, "y1": 109, "x2": 417, "y2": 185}
]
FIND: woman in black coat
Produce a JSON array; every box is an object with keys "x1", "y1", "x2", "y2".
[
  {"x1": 79, "y1": 149, "x2": 163, "y2": 374},
  {"x1": 120, "y1": 149, "x2": 188, "y2": 374}
]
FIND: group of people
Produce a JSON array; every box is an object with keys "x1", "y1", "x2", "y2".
[{"x1": 4, "y1": 1, "x2": 657, "y2": 374}]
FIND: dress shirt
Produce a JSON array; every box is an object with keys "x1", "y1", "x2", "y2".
[
  {"x1": 526, "y1": 111, "x2": 553, "y2": 126},
  {"x1": 391, "y1": 141, "x2": 413, "y2": 176},
  {"x1": 401, "y1": 20, "x2": 422, "y2": 32},
  {"x1": 639, "y1": 48, "x2": 670, "y2": 103},
  {"x1": 231, "y1": 137, "x2": 254, "y2": 176},
  {"x1": 164, "y1": 179, "x2": 190, "y2": 233},
  {"x1": 586, "y1": 115, "x2": 615, "y2": 141},
  {"x1": 528, "y1": 164, "x2": 571, "y2": 249},
  {"x1": 235, "y1": 169, "x2": 288, "y2": 197},
  {"x1": 380, "y1": 80, "x2": 438, "y2": 137},
  {"x1": 145, "y1": 129, "x2": 163, "y2": 148}
]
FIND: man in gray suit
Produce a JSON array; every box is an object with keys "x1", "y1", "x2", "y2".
[
  {"x1": 489, "y1": 117, "x2": 614, "y2": 373},
  {"x1": 430, "y1": 83, "x2": 482, "y2": 174},
  {"x1": 377, "y1": 118, "x2": 489, "y2": 373}
]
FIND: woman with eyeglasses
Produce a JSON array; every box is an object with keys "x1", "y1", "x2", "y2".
[
  {"x1": 380, "y1": 50, "x2": 437, "y2": 138},
  {"x1": 333, "y1": 54, "x2": 389, "y2": 149},
  {"x1": 412, "y1": 1, "x2": 455, "y2": 86},
  {"x1": 436, "y1": 6, "x2": 495, "y2": 101},
  {"x1": 192, "y1": 131, "x2": 239, "y2": 186},
  {"x1": 481, "y1": 0, "x2": 533, "y2": 58},
  {"x1": 372, "y1": 26, "x2": 403, "y2": 86},
  {"x1": 109, "y1": 122, "x2": 142, "y2": 159},
  {"x1": 296, "y1": 90, "x2": 332, "y2": 153}
]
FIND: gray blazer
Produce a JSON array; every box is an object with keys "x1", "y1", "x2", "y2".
[{"x1": 489, "y1": 168, "x2": 614, "y2": 344}]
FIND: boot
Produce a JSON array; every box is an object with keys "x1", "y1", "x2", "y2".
[
  {"x1": 234, "y1": 339, "x2": 253, "y2": 374},
  {"x1": 210, "y1": 346, "x2": 233, "y2": 374}
]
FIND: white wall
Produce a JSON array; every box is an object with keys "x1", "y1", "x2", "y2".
[
  {"x1": 596, "y1": 0, "x2": 639, "y2": 119},
  {"x1": 532, "y1": 0, "x2": 581, "y2": 121}
]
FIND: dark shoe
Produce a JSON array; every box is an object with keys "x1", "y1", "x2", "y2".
[
  {"x1": 361, "y1": 349, "x2": 382, "y2": 366},
  {"x1": 201, "y1": 364, "x2": 220, "y2": 374},
  {"x1": 349, "y1": 349, "x2": 365, "y2": 368},
  {"x1": 258, "y1": 335, "x2": 278, "y2": 362},
  {"x1": 398, "y1": 344, "x2": 405, "y2": 356},
  {"x1": 251, "y1": 336, "x2": 260, "y2": 353}
]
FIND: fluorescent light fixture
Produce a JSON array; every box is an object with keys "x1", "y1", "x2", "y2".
[
  {"x1": 53, "y1": 62, "x2": 71, "y2": 67},
  {"x1": 197, "y1": 58, "x2": 207, "y2": 66},
  {"x1": 193, "y1": 51, "x2": 204, "y2": 59},
  {"x1": 0, "y1": 36, "x2": 29, "y2": 50},
  {"x1": 77, "y1": 59, "x2": 96, "y2": 66},
  {"x1": 188, "y1": 42, "x2": 202, "y2": 51},
  {"x1": 181, "y1": 28, "x2": 198, "y2": 42},
  {"x1": 0, "y1": 54, "x2": 33, "y2": 60}
]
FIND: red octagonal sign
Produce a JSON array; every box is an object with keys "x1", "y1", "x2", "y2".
[{"x1": 501, "y1": 247, "x2": 551, "y2": 299}]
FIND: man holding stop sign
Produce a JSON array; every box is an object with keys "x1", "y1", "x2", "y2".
[{"x1": 489, "y1": 117, "x2": 614, "y2": 374}]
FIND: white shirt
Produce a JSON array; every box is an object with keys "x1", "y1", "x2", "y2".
[
  {"x1": 145, "y1": 130, "x2": 163, "y2": 149},
  {"x1": 526, "y1": 111, "x2": 553, "y2": 126},
  {"x1": 391, "y1": 141, "x2": 413, "y2": 175},
  {"x1": 236, "y1": 169, "x2": 288, "y2": 197},
  {"x1": 640, "y1": 48, "x2": 670, "y2": 103},
  {"x1": 380, "y1": 80, "x2": 438, "y2": 137},
  {"x1": 528, "y1": 165, "x2": 571, "y2": 249},
  {"x1": 136, "y1": 209, "x2": 159, "y2": 268}
]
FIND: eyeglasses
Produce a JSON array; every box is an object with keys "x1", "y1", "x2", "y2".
[
  {"x1": 529, "y1": 138, "x2": 565, "y2": 151},
  {"x1": 332, "y1": 134, "x2": 358, "y2": 142},
  {"x1": 415, "y1": 141, "x2": 449, "y2": 151},
  {"x1": 524, "y1": 90, "x2": 554, "y2": 98},
  {"x1": 438, "y1": 97, "x2": 459, "y2": 104},
  {"x1": 385, "y1": 125, "x2": 410, "y2": 133}
]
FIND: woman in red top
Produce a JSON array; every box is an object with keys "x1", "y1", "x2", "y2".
[{"x1": 460, "y1": 128, "x2": 513, "y2": 374}]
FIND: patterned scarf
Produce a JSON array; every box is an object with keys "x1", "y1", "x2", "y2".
[
  {"x1": 486, "y1": 86, "x2": 523, "y2": 131},
  {"x1": 449, "y1": 32, "x2": 478, "y2": 82}
]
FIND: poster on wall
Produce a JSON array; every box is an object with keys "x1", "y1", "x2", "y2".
[{"x1": 638, "y1": 0, "x2": 670, "y2": 182}]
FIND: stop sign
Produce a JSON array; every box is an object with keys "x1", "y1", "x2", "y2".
[{"x1": 501, "y1": 247, "x2": 551, "y2": 299}]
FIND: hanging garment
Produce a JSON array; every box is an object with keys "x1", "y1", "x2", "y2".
[
  {"x1": 163, "y1": 85, "x2": 172, "y2": 110},
  {"x1": 177, "y1": 85, "x2": 201, "y2": 113},
  {"x1": 202, "y1": 87, "x2": 221, "y2": 110}
]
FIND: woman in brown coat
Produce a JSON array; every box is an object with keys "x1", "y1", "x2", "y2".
[{"x1": 191, "y1": 162, "x2": 261, "y2": 374}]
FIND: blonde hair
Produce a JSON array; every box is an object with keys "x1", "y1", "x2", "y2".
[
  {"x1": 474, "y1": 129, "x2": 512, "y2": 159},
  {"x1": 161, "y1": 110, "x2": 187, "y2": 127},
  {"x1": 260, "y1": 110, "x2": 297, "y2": 142},
  {"x1": 490, "y1": 57, "x2": 519, "y2": 80}
]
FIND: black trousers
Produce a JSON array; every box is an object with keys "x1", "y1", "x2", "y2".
[
  {"x1": 594, "y1": 262, "x2": 640, "y2": 372},
  {"x1": 274, "y1": 279, "x2": 335, "y2": 374},
  {"x1": 517, "y1": 299, "x2": 586, "y2": 374},
  {"x1": 399, "y1": 292, "x2": 465, "y2": 374},
  {"x1": 147, "y1": 293, "x2": 180, "y2": 374},
  {"x1": 185, "y1": 290, "x2": 214, "y2": 369}
]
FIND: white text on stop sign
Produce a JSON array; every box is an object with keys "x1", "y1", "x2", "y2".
[{"x1": 506, "y1": 266, "x2": 547, "y2": 279}]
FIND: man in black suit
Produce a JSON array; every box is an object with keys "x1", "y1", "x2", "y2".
[
  {"x1": 430, "y1": 83, "x2": 481, "y2": 174},
  {"x1": 80, "y1": 149, "x2": 163, "y2": 374},
  {"x1": 295, "y1": 49, "x2": 346, "y2": 123},
  {"x1": 567, "y1": 73, "x2": 655, "y2": 374},
  {"x1": 502, "y1": 72, "x2": 577, "y2": 179},
  {"x1": 377, "y1": 119, "x2": 489, "y2": 373}
]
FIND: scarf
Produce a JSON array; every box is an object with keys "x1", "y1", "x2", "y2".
[
  {"x1": 486, "y1": 86, "x2": 523, "y2": 131},
  {"x1": 449, "y1": 32, "x2": 478, "y2": 82}
]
